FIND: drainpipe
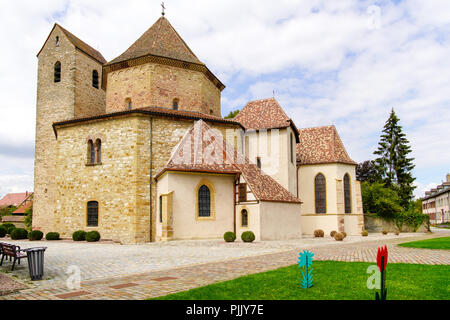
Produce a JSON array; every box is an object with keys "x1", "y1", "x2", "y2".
[
  {"x1": 149, "y1": 117, "x2": 153, "y2": 242},
  {"x1": 233, "y1": 174, "x2": 238, "y2": 234}
]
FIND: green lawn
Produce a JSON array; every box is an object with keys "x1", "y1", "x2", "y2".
[
  {"x1": 151, "y1": 261, "x2": 449, "y2": 300},
  {"x1": 398, "y1": 237, "x2": 450, "y2": 250}
]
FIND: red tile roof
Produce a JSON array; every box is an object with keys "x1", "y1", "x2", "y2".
[
  {"x1": 296, "y1": 125, "x2": 356, "y2": 165},
  {"x1": 234, "y1": 98, "x2": 299, "y2": 141},
  {"x1": 157, "y1": 120, "x2": 301, "y2": 203},
  {"x1": 12, "y1": 200, "x2": 33, "y2": 214},
  {"x1": 37, "y1": 24, "x2": 106, "y2": 64},
  {"x1": 0, "y1": 192, "x2": 33, "y2": 207},
  {"x1": 107, "y1": 17, "x2": 203, "y2": 66}
]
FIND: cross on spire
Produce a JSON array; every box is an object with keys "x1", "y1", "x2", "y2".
[{"x1": 161, "y1": 2, "x2": 165, "y2": 16}]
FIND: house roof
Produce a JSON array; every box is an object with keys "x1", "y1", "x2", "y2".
[
  {"x1": 37, "y1": 23, "x2": 106, "y2": 64},
  {"x1": 52, "y1": 106, "x2": 244, "y2": 136},
  {"x1": 156, "y1": 120, "x2": 301, "y2": 204},
  {"x1": 0, "y1": 192, "x2": 33, "y2": 207},
  {"x1": 233, "y1": 98, "x2": 299, "y2": 142},
  {"x1": 107, "y1": 17, "x2": 202, "y2": 66},
  {"x1": 421, "y1": 185, "x2": 450, "y2": 201},
  {"x1": 12, "y1": 200, "x2": 33, "y2": 214},
  {"x1": 296, "y1": 125, "x2": 356, "y2": 165}
]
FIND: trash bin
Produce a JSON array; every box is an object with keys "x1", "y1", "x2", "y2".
[{"x1": 25, "y1": 247, "x2": 47, "y2": 280}]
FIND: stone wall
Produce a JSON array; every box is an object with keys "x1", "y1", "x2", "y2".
[
  {"x1": 364, "y1": 215, "x2": 428, "y2": 233},
  {"x1": 105, "y1": 63, "x2": 221, "y2": 116}
]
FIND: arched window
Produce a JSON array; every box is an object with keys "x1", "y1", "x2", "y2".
[
  {"x1": 88, "y1": 140, "x2": 95, "y2": 164},
  {"x1": 87, "y1": 201, "x2": 99, "y2": 226},
  {"x1": 95, "y1": 139, "x2": 101, "y2": 163},
  {"x1": 198, "y1": 185, "x2": 211, "y2": 217},
  {"x1": 209, "y1": 109, "x2": 214, "y2": 115},
  {"x1": 55, "y1": 36, "x2": 60, "y2": 46},
  {"x1": 54, "y1": 61, "x2": 61, "y2": 83},
  {"x1": 315, "y1": 173, "x2": 326, "y2": 214},
  {"x1": 172, "y1": 99, "x2": 179, "y2": 110},
  {"x1": 344, "y1": 174, "x2": 352, "y2": 213},
  {"x1": 92, "y1": 70, "x2": 99, "y2": 89},
  {"x1": 125, "y1": 98, "x2": 132, "y2": 110},
  {"x1": 241, "y1": 209, "x2": 248, "y2": 227}
]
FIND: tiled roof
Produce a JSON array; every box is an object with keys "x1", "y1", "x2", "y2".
[
  {"x1": 0, "y1": 192, "x2": 33, "y2": 207},
  {"x1": 37, "y1": 23, "x2": 106, "y2": 64},
  {"x1": 234, "y1": 98, "x2": 290, "y2": 129},
  {"x1": 12, "y1": 200, "x2": 33, "y2": 214},
  {"x1": 157, "y1": 120, "x2": 301, "y2": 204},
  {"x1": 52, "y1": 106, "x2": 244, "y2": 131},
  {"x1": 296, "y1": 125, "x2": 356, "y2": 165},
  {"x1": 107, "y1": 17, "x2": 203, "y2": 66}
]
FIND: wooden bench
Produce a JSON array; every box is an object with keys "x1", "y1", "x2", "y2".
[{"x1": 0, "y1": 243, "x2": 27, "y2": 271}]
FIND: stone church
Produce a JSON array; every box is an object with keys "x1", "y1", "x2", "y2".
[{"x1": 33, "y1": 15, "x2": 364, "y2": 244}]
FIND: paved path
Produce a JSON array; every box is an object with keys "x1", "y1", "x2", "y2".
[{"x1": 1, "y1": 232, "x2": 448, "y2": 300}]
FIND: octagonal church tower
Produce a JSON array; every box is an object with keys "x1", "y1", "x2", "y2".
[{"x1": 103, "y1": 17, "x2": 224, "y2": 116}]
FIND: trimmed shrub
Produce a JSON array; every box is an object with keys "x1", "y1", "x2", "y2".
[
  {"x1": 394, "y1": 230, "x2": 400, "y2": 236},
  {"x1": 314, "y1": 229, "x2": 324, "y2": 237},
  {"x1": 86, "y1": 231, "x2": 101, "y2": 242},
  {"x1": 334, "y1": 232, "x2": 344, "y2": 241},
  {"x1": 0, "y1": 226, "x2": 7, "y2": 238},
  {"x1": 28, "y1": 230, "x2": 43, "y2": 241},
  {"x1": 342, "y1": 232, "x2": 347, "y2": 238},
  {"x1": 382, "y1": 230, "x2": 388, "y2": 235},
  {"x1": 6, "y1": 226, "x2": 16, "y2": 235},
  {"x1": 330, "y1": 230, "x2": 337, "y2": 237},
  {"x1": 223, "y1": 231, "x2": 236, "y2": 242},
  {"x1": 46, "y1": 232, "x2": 60, "y2": 240},
  {"x1": 1, "y1": 223, "x2": 15, "y2": 230},
  {"x1": 362, "y1": 230, "x2": 369, "y2": 236},
  {"x1": 72, "y1": 230, "x2": 86, "y2": 241},
  {"x1": 241, "y1": 231, "x2": 255, "y2": 243},
  {"x1": 10, "y1": 228, "x2": 28, "y2": 240}
]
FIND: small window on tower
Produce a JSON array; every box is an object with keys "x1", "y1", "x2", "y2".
[
  {"x1": 173, "y1": 99, "x2": 179, "y2": 110},
  {"x1": 54, "y1": 61, "x2": 61, "y2": 83},
  {"x1": 256, "y1": 157, "x2": 261, "y2": 169},
  {"x1": 210, "y1": 109, "x2": 214, "y2": 115},
  {"x1": 55, "y1": 36, "x2": 60, "y2": 46},
  {"x1": 125, "y1": 98, "x2": 132, "y2": 110},
  {"x1": 92, "y1": 70, "x2": 99, "y2": 89}
]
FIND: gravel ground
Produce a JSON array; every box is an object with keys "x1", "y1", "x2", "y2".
[{"x1": 0, "y1": 273, "x2": 28, "y2": 296}]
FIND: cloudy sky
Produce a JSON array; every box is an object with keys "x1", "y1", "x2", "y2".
[{"x1": 0, "y1": 0, "x2": 449, "y2": 199}]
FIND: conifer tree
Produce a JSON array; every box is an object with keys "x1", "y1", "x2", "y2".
[{"x1": 373, "y1": 109, "x2": 415, "y2": 209}]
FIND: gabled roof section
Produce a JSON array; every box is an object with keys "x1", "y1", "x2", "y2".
[
  {"x1": 296, "y1": 125, "x2": 356, "y2": 165},
  {"x1": 107, "y1": 17, "x2": 203, "y2": 66},
  {"x1": 234, "y1": 98, "x2": 299, "y2": 142},
  {"x1": 0, "y1": 192, "x2": 33, "y2": 207},
  {"x1": 37, "y1": 23, "x2": 106, "y2": 64},
  {"x1": 156, "y1": 120, "x2": 301, "y2": 204}
]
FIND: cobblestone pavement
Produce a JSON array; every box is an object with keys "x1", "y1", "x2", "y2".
[{"x1": 0, "y1": 231, "x2": 448, "y2": 300}]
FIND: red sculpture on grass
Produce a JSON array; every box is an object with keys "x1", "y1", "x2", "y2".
[{"x1": 376, "y1": 245, "x2": 388, "y2": 300}]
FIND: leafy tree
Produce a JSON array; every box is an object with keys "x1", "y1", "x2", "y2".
[
  {"x1": 373, "y1": 109, "x2": 415, "y2": 209},
  {"x1": 356, "y1": 160, "x2": 378, "y2": 183},
  {"x1": 403, "y1": 202, "x2": 426, "y2": 232},
  {"x1": 224, "y1": 109, "x2": 239, "y2": 119},
  {"x1": 361, "y1": 182, "x2": 403, "y2": 219},
  {"x1": 24, "y1": 205, "x2": 32, "y2": 230},
  {"x1": 0, "y1": 205, "x2": 17, "y2": 218}
]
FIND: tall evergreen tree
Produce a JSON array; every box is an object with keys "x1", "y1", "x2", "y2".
[
  {"x1": 373, "y1": 109, "x2": 415, "y2": 209},
  {"x1": 356, "y1": 160, "x2": 378, "y2": 183}
]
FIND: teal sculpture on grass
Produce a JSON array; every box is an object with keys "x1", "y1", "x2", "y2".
[{"x1": 298, "y1": 250, "x2": 314, "y2": 288}]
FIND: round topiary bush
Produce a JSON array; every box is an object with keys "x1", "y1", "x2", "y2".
[
  {"x1": 362, "y1": 230, "x2": 369, "y2": 236},
  {"x1": 334, "y1": 232, "x2": 344, "y2": 241},
  {"x1": 330, "y1": 230, "x2": 337, "y2": 237},
  {"x1": 10, "y1": 228, "x2": 28, "y2": 240},
  {"x1": 241, "y1": 231, "x2": 255, "y2": 243},
  {"x1": 223, "y1": 231, "x2": 236, "y2": 242},
  {"x1": 6, "y1": 226, "x2": 16, "y2": 235},
  {"x1": 342, "y1": 232, "x2": 347, "y2": 238},
  {"x1": 46, "y1": 232, "x2": 60, "y2": 240},
  {"x1": 1, "y1": 223, "x2": 15, "y2": 230},
  {"x1": 28, "y1": 230, "x2": 43, "y2": 241},
  {"x1": 72, "y1": 230, "x2": 86, "y2": 241},
  {"x1": 382, "y1": 230, "x2": 388, "y2": 235},
  {"x1": 314, "y1": 229, "x2": 324, "y2": 237},
  {"x1": 394, "y1": 230, "x2": 400, "y2": 235},
  {"x1": 0, "y1": 226, "x2": 6, "y2": 238},
  {"x1": 86, "y1": 231, "x2": 101, "y2": 242}
]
